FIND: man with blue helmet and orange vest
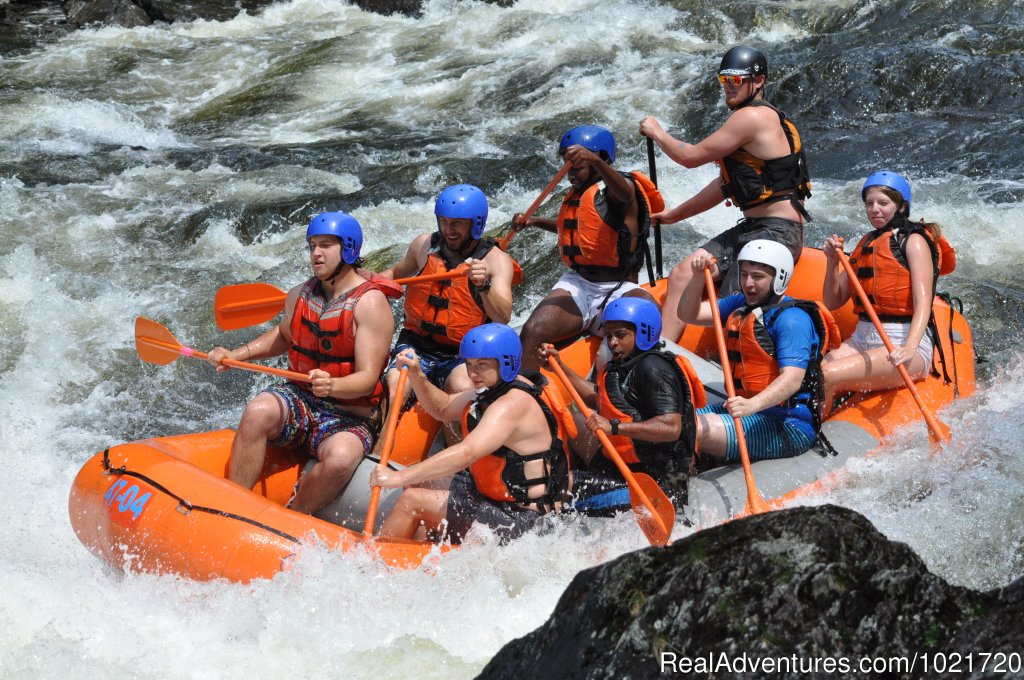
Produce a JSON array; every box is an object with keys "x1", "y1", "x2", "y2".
[
  {"x1": 370, "y1": 324, "x2": 576, "y2": 544},
  {"x1": 539, "y1": 297, "x2": 703, "y2": 508},
  {"x1": 379, "y1": 184, "x2": 518, "y2": 439},
  {"x1": 208, "y1": 212, "x2": 401, "y2": 515},
  {"x1": 678, "y1": 239, "x2": 839, "y2": 465},
  {"x1": 515, "y1": 125, "x2": 663, "y2": 370},
  {"x1": 640, "y1": 45, "x2": 812, "y2": 340}
]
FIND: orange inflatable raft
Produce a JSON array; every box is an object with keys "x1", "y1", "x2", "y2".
[{"x1": 68, "y1": 248, "x2": 975, "y2": 581}]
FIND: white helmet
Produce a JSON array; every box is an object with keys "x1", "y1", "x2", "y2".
[{"x1": 737, "y1": 239, "x2": 794, "y2": 295}]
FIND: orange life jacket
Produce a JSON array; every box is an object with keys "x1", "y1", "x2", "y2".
[
  {"x1": 403, "y1": 234, "x2": 523, "y2": 348},
  {"x1": 718, "y1": 101, "x2": 812, "y2": 217},
  {"x1": 849, "y1": 217, "x2": 956, "y2": 321},
  {"x1": 462, "y1": 372, "x2": 575, "y2": 508},
  {"x1": 288, "y1": 273, "x2": 402, "y2": 408},
  {"x1": 725, "y1": 298, "x2": 841, "y2": 426},
  {"x1": 596, "y1": 348, "x2": 707, "y2": 465},
  {"x1": 557, "y1": 171, "x2": 664, "y2": 278}
]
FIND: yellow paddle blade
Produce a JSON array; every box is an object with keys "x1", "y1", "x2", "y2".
[
  {"x1": 135, "y1": 317, "x2": 183, "y2": 365},
  {"x1": 214, "y1": 283, "x2": 286, "y2": 331},
  {"x1": 630, "y1": 473, "x2": 675, "y2": 547}
]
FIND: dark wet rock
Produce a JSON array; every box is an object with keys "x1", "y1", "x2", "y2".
[
  {"x1": 62, "y1": 0, "x2": 151, "y2": 28},
  {"x1": 134, "y1": 1, "x2": 277, "y2": 23},
  {"x1": 350, "y1": 0, "x2": 423, "y2": 16},
  {"x1": 0, "y1": 2, "x2": 73, "y2": 56},
  {"x1": 55, "y1": 0, "x2": 516, "y2": 28},
  {"x1": 58, "y1": 0, "x2": 428, "y2": 28},
  {"x1": 478, "y1": 505, "x2": 1022, "y2": 680}
]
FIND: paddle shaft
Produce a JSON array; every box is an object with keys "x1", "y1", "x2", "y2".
[
  {"x1": 545, "y1": 357, "x2": 670, "y2": 536},
  {"x1": 395, "y1": 270, "x2": 467, "y2": 286},
  {"x1": 137, "y1": 331, "x2": 312, "y2": 383},
  {"x1": 646, "y1": 137, "x2": 663, "y2": 279},
  {"x1": 836, "y1": 251, "x2": 951, "y2": 442},
  {"x1": 704, "y1": 268, "x2": 768, "y2": 514},
  {"x1": 498, "y1": 163, "x2": 570, "y2": 250},
  {"x1": 364, "y1": 368, "x2": 409, "y2": 538}
]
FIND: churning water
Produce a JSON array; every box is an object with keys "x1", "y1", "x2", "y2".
[{"x1": 1, "y1": 0, "x2": 1022, "y2": 677}]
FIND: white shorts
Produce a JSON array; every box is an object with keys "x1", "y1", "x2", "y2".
[
  {"x1": 847, "y1": 319, "x2": 934, "y2": 365},
  {"x1": 552, "y1": 270, "x2": 642, "y2": 335}
]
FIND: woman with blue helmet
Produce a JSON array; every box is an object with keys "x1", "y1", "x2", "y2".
[
  {"x1": 205, "y1": 212, "x2": 402, "y2": 516},
  {"x1": 539, "y1": 297, "x2": 704, "y2": 509},
  {"x1": 820, "y1": 171, "x2": 955, "y2": 414},
  {"x1": 371, "y1": 324, "x2": 574, "y2": 544},
  {"x1": 378, "y1": 184, "x2": 519, "y2": 443}
]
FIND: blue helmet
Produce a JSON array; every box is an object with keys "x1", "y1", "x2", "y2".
[
  {"x1": 434, "y1": 184, "x2": 488, "y2": 240},
  {"x1": 559, "y1": 125, "x2": 615, "y2": 164},
  {"x1": 459, "y1": 323, "x2": 521, "y2": 383},
  {"x1": 307, "y1": 212, "x2": 362, "y2": 265},
  {"x1": 862, "y1": 171, "x2": 911, "y2": 215},
  {"x1": 602, "y1": 297, "x2": 663, "y2": 351}
]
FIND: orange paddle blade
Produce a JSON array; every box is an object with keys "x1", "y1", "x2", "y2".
[
  {"x1": 928, "y1": 416, "x2": 952, "y2": 444},
  {"x1": 630, "y1": 473, "x2": 675, "y2": 547},
  {"x1": 215, "y1": 283, "x2": 286, "y2": 330},
  {"x1": 135, "y1": 317, "x2": 184, "y2": 365}
]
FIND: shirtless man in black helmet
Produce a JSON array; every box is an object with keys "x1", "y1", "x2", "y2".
[{"x1": 639, "y1": 45, "x2": 812, "y2": 340}]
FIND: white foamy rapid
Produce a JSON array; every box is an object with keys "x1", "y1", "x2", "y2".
[{"x1": 1, "y1": 1, "x2": 1021, "y2": 678}]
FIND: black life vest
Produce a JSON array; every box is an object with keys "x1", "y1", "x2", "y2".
[
  {"x1": 596, "y1": 347, "x2": 706, "y2": 465},
  {"x1": 718, "y1": 101, "x2": 812, "y2": 218}
]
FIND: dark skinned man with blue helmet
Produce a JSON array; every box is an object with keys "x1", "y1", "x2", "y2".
[
  {"x1": 515, "y1": 125, "x2": 661, "y2": 371},
  {"x1": 540, "y1": 297, "x2": 703, "y2": 511}
]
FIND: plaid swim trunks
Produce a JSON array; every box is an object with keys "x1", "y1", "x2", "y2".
[{"x1": 264, "y1": 382, "x2": 376, "y2": 458}]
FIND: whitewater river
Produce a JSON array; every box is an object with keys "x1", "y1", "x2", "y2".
[{"x1": 1, "y1": 1, "x2": 1022, "y2": 677}]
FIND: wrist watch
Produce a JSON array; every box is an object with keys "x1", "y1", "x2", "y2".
[
  {"x1": 477, "y1": 276, "x2": 492, "y2": 293},
  {"x1": 610, "y1": 418, "x2": 620, "y2": 435}
]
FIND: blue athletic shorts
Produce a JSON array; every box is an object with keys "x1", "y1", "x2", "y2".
[
  {"x1": 697, "y1": 403, "x2": 815, "y2": 462},
  {"x1": 388, "y1": 342, "x2": 464, "y2": 389},
  {"x1": 264, "y1": 382, "x2": 375, "y2": 458}
]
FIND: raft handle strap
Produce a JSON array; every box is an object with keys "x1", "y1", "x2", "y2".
[
  {"x1": 101, "y1": 448, "x2": 126, "y2": 475},
  {"x1": 816, "y1": 430, "x2": 841, "y2": 458}
]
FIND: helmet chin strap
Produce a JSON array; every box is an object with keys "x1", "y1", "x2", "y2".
[
  {"x1": 730, "y1": 81, "x2": 765, "y2": 110},
  {"x1": 327, "y1": 261, "x2": 354, "y2": 286},
  {"x1": 475, "y1": 377, "x2": 514, "y2": 401}
]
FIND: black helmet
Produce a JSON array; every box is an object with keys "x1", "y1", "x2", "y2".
[{"x1": 719, "y1": 45, "x2": 768, "y2": 79}]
